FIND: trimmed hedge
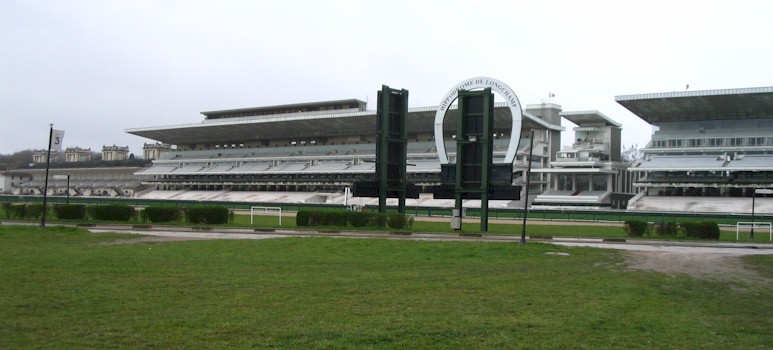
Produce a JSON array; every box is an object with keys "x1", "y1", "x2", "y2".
[
  {"x1": 681, "y1": 222, "x2": 720, "y2": 239},
  {"x1": 2, "y1": 203, "x2": 26, "y2": 219},
  {"x1": 87, "y1": 204, "x2": 136, "y2": 221},
  {"x1": 348, "y1": 211, "x2": 376, "y2": 227},
  {"x1": 185, "y1": 205, "x2": 230, "y2": 224},
  {"x1": 1, "y1": 203, "x2": 46, "y2": 219},
  {"x1": 52, "y1": 204, "x2": 87, "y2": 220},
  {"x1": 623, "y1": 220, "x2": 649, "y2": 236},
  {"x1": 653, "y1": 222, "x2": 678, "y2": 236},
  {"x1": 141, "y1": 206, "x2": 182, "y2": 223},
  {"x1": 296, "y1": 210, "x2": 312, "y2": 226},
  {"x1": 295, "y1": 210, "x2": 413, "y2": 230},
  {"x1": 622, "y1": 220, "x2": 721, "y2": 240},
  {"x1": 387, "y1": 213, "x2": 413, "y2": 230}
]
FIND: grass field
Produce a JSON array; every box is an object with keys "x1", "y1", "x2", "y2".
[{"x1": 1, "y1": 225, "x2": 771, "y2": 349}]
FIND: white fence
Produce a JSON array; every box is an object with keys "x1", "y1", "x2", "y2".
[
  {"x1": 735, "y1": 222, "x2": 772, "y2": 241},
  {"x1": 250, "y1": 206, "x2": 282, "y2": 226}
]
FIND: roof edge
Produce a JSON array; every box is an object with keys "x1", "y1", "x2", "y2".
[{"x1": 615, "y1": 86, "x2": 773, "y2": 102}]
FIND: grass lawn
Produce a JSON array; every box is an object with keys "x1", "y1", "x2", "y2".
[{"x1": 1, "y1": 225, "x2": 772, "y2": 349}]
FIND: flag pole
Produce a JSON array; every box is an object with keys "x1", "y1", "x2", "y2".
[
  {"x1": 40, "y1": 124, "x2": 53, "y2": 228},
  {"x1": 520, "y1": 129, "x2": 535, "y2": 244}
]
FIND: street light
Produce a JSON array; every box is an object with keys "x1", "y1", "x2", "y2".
[
  {"x1": 41, "y1": 124, "x2": 53, "y2": 228},
  {"x1": 520, "y1": 129, "x2": 535, "y2": 245},
  {"x1": 54, "y1": 174, "x2": 70, "y2": 204},
  {"x1": 752, "y1": 188, "x2": 773, "y2": 240}
]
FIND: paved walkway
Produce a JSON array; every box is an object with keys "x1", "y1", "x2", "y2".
[
  {"x1": 5, "y1": 220, "x2": 771, "y2": 255},
  {"x1": 84, "y1": 224, "x2": 773, "y2": 256}
]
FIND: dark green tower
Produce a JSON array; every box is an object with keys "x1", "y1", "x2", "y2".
[
  {"x1": 376, "y1": 85, "x2": 409, "y2": 214},
  {"x1": 455, "y1": 88, "x2": 495, "y2": 231}
]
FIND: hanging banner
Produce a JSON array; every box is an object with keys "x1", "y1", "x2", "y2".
[{"x1": 50, "y1": 129, "x2": 65, "y2": 151}]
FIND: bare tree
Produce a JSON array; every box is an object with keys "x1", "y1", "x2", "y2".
[
  {"x1": 0, "y1": 150, "x2": 35, "y2": 170},
  {"x1": 622, "y1": 144, "x2": 644, "y2": 164}
]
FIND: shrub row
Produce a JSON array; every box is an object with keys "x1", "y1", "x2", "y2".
[
  {"x1": 1, "y1": 203, "x2": 45, "y2": 219},
  {"x1": 185, "y1": 206, "x2": 231, "y2": 224},
  {"x1": 52, "y1": 204, "x2": 87, "y2": 220},
  {"x1": 680, "y1": 222, "x2": 721, "y2": 239},
  {"x1": 1, "y1": 203, "x2": 231, "y2": 224},
  {"x1": 87, "y1": 204, "x2": 137, "y2": 221},
  {"x1": 623, "y1": 220, "x2": 649, "y2": 236},
  {"x1": 296, "y1": 210, "x2": 413, "y2": 230},
  {"x1": 624, "y1": 220, "x2": 720, "y2": 239},
  {"x1": 141, "y1": 206, "x2": 182, "y2": 223}
]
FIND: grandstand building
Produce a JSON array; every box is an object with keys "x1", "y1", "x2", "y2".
[
  {"x1": 618, "y1": 86, "x2": 773, "y2": 214},
  {"x1": 126, "y1": 99, "x2": 565, "y2": 207},
  {"x1": 1, "y1": 171, "x2": 32, "y2": 194},
  {"x1": 8, "y1": 158, "x2": 150, "y2": 197},
  {"x1": 532, "y1": 110, "x2": 634, "y2": 209},
  {"x1": 8, "y1": 145, "x2": 149, "y2": 197}
]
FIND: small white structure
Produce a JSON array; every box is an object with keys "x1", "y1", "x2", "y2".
[{"x1": 532, "y1": 111, "x2": 634, "y2": 209}]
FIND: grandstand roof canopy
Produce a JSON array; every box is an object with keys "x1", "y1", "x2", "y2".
[
  {"x1": 560, "y1": 110, "x2": 621, "y2": 127},
  {"x1": 632, "y1": 155, "x2": 726, "y2": 171},
  {"x1": 615, "y1": 86, "x2": 773, "y2": 124},
  {"x1": 201, "y1": 99, "x2": 367, "y2": 120},
  {"x1": 126, "y1": 103, "x2": 562, "y2": 146}
]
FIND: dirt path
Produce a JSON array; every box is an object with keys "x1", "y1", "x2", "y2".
[
  {"x1": 624, "y1": 251, "x2": 771, "y2": 285},
  {"x1": 102, "y1": 236, "x2": 216, "y2": 245}
]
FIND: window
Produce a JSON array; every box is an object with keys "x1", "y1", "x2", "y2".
[
  {"x1": 558, "y1": 174, "x2": 573, "y2": 191},
  {"x1": 576, "y1": 174, "x2": 590, "y2": 192},
  {"x1": 688, "y1": 139, "x2": 704, "y2": 147},
  {"x1": 748, "y1": 137, "x2": 765, "y2": 146},
  {"x1": 707, "y1": 138, "x2": 723, "y2": 146},
  {"x1": 557, "y1": 152, "x2": 576, "y2": 159},
  {"x1": 668, "y1": 139, "x2": 683, "y2": 147},
  {"x1": 728, "y1": 138, "x2": 743, "y2": 146},
  {"x1": 592, "y1": 174, "x2": 608, "y2": 191}
]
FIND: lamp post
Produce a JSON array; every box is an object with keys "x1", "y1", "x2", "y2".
[
  {"x1": 752, "y1": 188, "x2": 773, "y2": 240},
  {"x1": 40, "y1": 124, "x2": 54, "y2": 228},
  {"x1": 751, "y1": 188, "x2": 756, "y2": 240}
]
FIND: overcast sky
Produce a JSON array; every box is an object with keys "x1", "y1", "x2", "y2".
[{"x1": 2, "y1": 0, "x2": 772, "y2": 156}]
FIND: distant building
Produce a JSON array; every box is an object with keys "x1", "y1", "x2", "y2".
[
  {"x1": 102, "y1": 145, "x2": 130, "y2": 161},
  {"x1": 143, "y1": 142, "x2": 173, "y2": 160},
  {"x1": 64, "y1": 147, "x2": 92, "y2": 162},
  {"x1": 32, "y1": 150, "x2": 60, "y2": 164}
]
